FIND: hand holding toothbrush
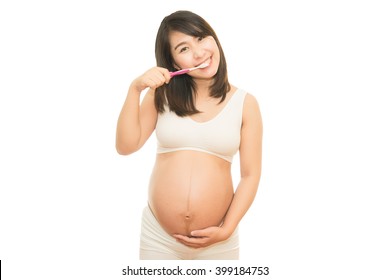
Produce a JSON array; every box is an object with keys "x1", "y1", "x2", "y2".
[
  {"x1": 131, "y1": 67, "x2": 172, "y2": 92},
  {"x1": 169, "y1": 62, "x2": 209, "y2": 77},
  {"x1": 131, "y1": 63, "x2": 209, "y2": 93}
]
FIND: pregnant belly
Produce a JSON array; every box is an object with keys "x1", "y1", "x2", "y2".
[{"x1": 148, "y1": 151, "x2": 234, "y2": 236}]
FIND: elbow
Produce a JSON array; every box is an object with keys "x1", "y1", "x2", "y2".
[
  {"x1": 115, "y1": 142, "x2": 139, "y2": 156},
  {"x1": 241, "y1": 169, "x2": 262, "y2": 186},
  {"x1": 116, "y1": 148, "x2": 131, "y2": 156},
  {"x1": 116, "y1": 132, "x2": 142, "y2": 155},
  {"x1": 243, "y1": 174, "x2": 261, "y2": 187}
]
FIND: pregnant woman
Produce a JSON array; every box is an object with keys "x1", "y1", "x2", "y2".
[{"x1": 116, "y1": 10, "x2": 263, "y2": 260}]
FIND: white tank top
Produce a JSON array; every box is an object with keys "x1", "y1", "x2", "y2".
[{"x1": 155, "y1": 88, "x2": 247, "y2": 162}]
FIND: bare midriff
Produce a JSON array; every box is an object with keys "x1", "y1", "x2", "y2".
[{"x1": 148, "y1": 150, "x2": 234, "y2": 237}]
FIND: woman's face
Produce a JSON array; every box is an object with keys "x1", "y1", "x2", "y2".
[{"x1": 169, "y1": 31, "x2": 220, "y2": 79}]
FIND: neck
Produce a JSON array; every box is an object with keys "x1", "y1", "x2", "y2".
[{"x1": 194, "y1": 78, "x2": 212, "y2": 99}]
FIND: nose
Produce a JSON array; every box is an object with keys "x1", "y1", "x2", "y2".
[{"x1": 193, "y1": 44, "x2": 205, "y2": 59}]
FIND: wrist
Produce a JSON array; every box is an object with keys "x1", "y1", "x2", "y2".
[
  {"x1": 128, "y1": 81, "x2": 144, "y2": 95},
  {"x1": 220, "y1": 223, "x2": 236, "y2": 240}
]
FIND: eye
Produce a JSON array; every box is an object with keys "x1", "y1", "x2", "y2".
[
  {"x1": 179, "y1": 46, "x2": 189, "y2": 53},
  {"x1": 198, "y1": 36, "x2": 204, "y2": 41}
]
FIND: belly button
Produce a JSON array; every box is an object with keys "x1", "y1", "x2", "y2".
[{"x1": 185, "y1": 215, "x2": 190, "y2": 220}]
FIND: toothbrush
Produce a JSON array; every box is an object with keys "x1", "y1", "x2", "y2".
[{"x1": 169, "y1": 63, "x2": 209, "y2": 77}]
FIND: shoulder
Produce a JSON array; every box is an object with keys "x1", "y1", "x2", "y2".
[
  {"x1": 230, "y1": 85, "x2": 258, "y2": 108},
  {"x1": 243, "y1": 92, "x2": 258, "y2": 106},
  {"x1": 242, "y1": 92, "x2": 262, "y2": 124},
  {"x1": 228, "y1": 85, "x2": 261, "y2": 118},
  {"x1": 243, "y1": 92, "x2": 260, "y2": 113}
]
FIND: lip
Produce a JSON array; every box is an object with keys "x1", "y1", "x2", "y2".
[{"x1": 196, "y1": 57, "x2": 211, "y2": 68}]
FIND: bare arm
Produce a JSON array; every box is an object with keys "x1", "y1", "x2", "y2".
[
  {"x1": 221, "y1": 93, "x2": 263, "y2": 235},
  {"x1": 116, "y1": 67, "x2": 171, "y2": 155}
]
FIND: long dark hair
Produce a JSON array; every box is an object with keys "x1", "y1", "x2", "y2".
[{"x1": 154, "y1": 10, "x2": 230, "y2": 116}]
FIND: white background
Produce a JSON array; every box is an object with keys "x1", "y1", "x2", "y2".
[{"x1": 1, "y1": 0, "x2": 389, "y2": 279}]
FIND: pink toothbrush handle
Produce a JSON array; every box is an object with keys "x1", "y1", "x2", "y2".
[{"x1": 170, "y1": 69, "x2": 190, "y2": 77}]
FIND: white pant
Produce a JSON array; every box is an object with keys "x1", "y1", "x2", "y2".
[{"x1": 139, "y1": 206, "x2": 239, "y2": 260}]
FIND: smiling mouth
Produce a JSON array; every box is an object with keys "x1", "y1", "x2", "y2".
[{"x1": 196, "y1": 58, "x2": 211, "y2": 68}]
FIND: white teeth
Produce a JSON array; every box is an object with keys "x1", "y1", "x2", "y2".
[{"x1": 197, "y1": 59, "x2": 210, "y2": 68}]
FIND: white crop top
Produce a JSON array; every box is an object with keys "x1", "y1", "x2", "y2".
[{"x1": 155, "y1": 88, "x2": 247, "y2": 162}]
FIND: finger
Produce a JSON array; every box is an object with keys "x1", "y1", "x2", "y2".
[
  {"x1": 172, "y1": 234, "x2": 187, "y2": 240},
  {"x1": 183, "y1": 243, "x2": 203, "y2": 249},
  {"x1": 152, "y1": 67, "x2": 170, "y2": 84},
  {"x1": 174, "y1": 233, "x2": 204, "y2": 242},
  {"x1": 182, "y1": 236, "x2": 209, "y2": 246},
  {"x1": 161, "y1": 69, "x2": 172, "y2": 84},
  {"x1": 181, "y1": 240, "x2": 208, "y2": 248},
  {"x1": 147, "y1": 76, "x2": 165, "y2": 89},
  {"x1": 175, "y1": 238, "x2": 204, "y2": 248},
  {"x1": 173, "y1": 235, "x2": 194, "y2": 243},
  {"x1": 190, "y1": 230, "x2": 203, "y2": 237},
  {"x1": 190, "y1": 229, "x2": 210, "y2": 238}
]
